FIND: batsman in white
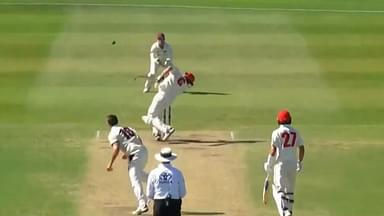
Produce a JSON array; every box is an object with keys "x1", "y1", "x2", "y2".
[
  {"x1": 264, "y1": 110, "x2": 305, "y2": 216},
  {"x1": 143, "y1": 32, "x2": 173, "y2": 93},
  {"x1": 105, "y1": 114, "x2": 149, "y2": 215},
  {"x1": 142, "y1": 65, "x2": 195, "y2": 141}
]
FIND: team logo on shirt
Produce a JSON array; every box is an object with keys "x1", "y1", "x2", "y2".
[{"x1": 159, "y1": 172, "x2": 173, "y2": 184}]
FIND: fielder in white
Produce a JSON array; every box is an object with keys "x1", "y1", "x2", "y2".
[
  {"x1": 143, "y1": 32, "x2": 173, "y2": 93},
  {"x1": 105, "y1": 114, "x2": 149, "y2": 215},
  {"x1": 264, "y1": 110, "x2": 305, "y2": 216},
  {"x1": 142, "y1": 66, "x2": 195, "y2": 141}
]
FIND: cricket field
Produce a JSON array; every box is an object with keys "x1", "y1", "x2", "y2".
[{"x1": 1, "y1": 0, "x2": 384, "y2": 215}]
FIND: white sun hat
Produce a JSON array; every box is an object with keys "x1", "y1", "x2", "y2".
[{"x1": 155, "y1": 147, "x2": 177, "y2": 162}]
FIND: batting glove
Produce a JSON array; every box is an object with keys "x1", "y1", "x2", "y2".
[
  {"x1": 264, "y1": 154, "x2": 275, "y2": 175},
  {"x1": 264, "y1": 162, "x2": 273, "y2": 175},
  {"x1": 296, "y1": 161, "x2": 303, "y2": 172}
]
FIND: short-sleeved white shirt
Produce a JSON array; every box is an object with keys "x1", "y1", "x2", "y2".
[
  {"x1": 158, "y1": 67, "x2": 189, "y2": 99},
  {"x1": 150, "y1": 41, "x2": 173, "y2": 62},
  {"x1": 146, "y1": 163, "x2": 186, "y2": 200},
  {"x1": 271, "y1": 124, "x2": 304, "y2": 162},
  {"x1": 107, "y1": 126, "x2": 144, "y2": 156}
]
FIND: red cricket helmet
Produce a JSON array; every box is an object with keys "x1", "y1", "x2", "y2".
[
  {"x1": 277, "y1": 110, "x2": 292, "y2": 124},
  {"x1": 184, "y1": 72, "x2": 195, "y2": 85}
]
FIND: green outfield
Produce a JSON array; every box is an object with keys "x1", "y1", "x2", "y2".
[{"x1": 1, "y1": 0, "x2": 384, "y2": 215}]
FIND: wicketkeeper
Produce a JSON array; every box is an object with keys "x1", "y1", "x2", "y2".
[
  {"x1": 143, "y1": 32, "x2": 173, "y2": 93},
  {"x1": 264, "y1": 110, "x2": 305, "y2": 216}
]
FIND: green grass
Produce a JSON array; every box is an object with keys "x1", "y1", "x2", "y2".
[
  {"x1": 1, "y1": 0, "x2": 384, "y2": 215},
  {"x1": 0, "y1": 125, "x2": 87, "y2": 216},
  {"x1": 5, "y1": 0, "x2": 384, "y2": 10}
]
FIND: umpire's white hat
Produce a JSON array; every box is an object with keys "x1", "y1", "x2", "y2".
[{"x1": 155, "y1": 147, "x2": 177, "y2": 162}]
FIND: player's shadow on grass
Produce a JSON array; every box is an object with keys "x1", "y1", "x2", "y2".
[
  {"x1": 183, "y1": 91, "x2": 230, "y2": 95},
  {"x1": 182, "y1": 211, "x2": 225, "y2": 215},
  {"x1": 168, "y1": 139, "x2": 265, "y2": 146}
]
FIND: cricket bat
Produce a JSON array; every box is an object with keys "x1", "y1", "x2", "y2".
[
  {"x1": 133, "y1": 75, "x2": 147, "y2": 80},
  {"x1": 262, "y1": 174, "x2": 270, "y2": 205}
]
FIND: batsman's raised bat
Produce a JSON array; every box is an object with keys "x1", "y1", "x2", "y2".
[
  {"x1": 133, "y1": 75, "x2": 147, "y2": 80},
  {"x1": 262, "y1": 175, "x2": 270, "y2": 205}
]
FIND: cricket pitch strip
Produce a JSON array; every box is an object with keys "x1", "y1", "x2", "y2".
[{"x1": 78, "y1": 130, "x2": 258, "y2": 216}]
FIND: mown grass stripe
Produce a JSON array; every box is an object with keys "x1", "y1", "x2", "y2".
[{"x1": 1, "y1": 2, "x2": 384, "y2": 14}]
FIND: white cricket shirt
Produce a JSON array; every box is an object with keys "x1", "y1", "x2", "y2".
[
  {"x1": 158, "y1": 67, "x2": 189, "y2": 100},
  {"x1": 107, "y1": 126, "x2": 145, "y2": 157},
  {"x1": 150, "y1": 41, "x2": 173, "y2": 62},
  {"x1": 271, "y1": 124, "x2": 304, "y2": 162},
  {"x1": 146, "y1": 163, "x2": 186, "y2": 200}
]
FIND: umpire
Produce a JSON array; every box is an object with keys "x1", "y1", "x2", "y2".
[{"x1": 146, "y1": 147, "x2": 186, "y2": 216}]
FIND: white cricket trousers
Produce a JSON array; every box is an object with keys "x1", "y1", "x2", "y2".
[
  {"x1": 272, "y1": 161, "x2": 297, "y2": 216},
  {"x1": 146, "y1": 91, "x2": 175, "y2": 134},
  {"x1": 128, "y1": 146, "x2": 148, "y2": 209}
]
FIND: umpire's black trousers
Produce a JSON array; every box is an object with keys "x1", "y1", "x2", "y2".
[{"x1": 153, "y1": 199, "x2": 182, "y2": 216}]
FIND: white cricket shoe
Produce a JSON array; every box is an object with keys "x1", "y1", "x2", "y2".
[
  {"x1": 283, "y1": 210, "x2": 292, "y2": 216},
  {"x1": 141, "y1": 115, "x2": 148, "y2": 124},
  {"x1": 143, "y1": 88, "x2": 149, "y2": 93},
  {"x1": 162, "y1": 127, "x2": 175, "y2": 141},
  {"x1": 152, "y1": 132, "x2": 162, "y2": 141},
  {"x1": 132, "y1": 205, "x2": 148, "y2": 215},
  {"x1": 155, "y1": 134, "x2": 162, "y2": 141}
]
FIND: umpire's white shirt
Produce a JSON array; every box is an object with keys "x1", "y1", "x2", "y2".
[
  {"x1": 107, "y1": 126, "x2": 145, "y2": 158},
  {"x1": 272, "y1": 124, "x2": 304, "y2": 162},
  {"x1": 147, "y1": 163, "x2": 186, "y2": 200}
]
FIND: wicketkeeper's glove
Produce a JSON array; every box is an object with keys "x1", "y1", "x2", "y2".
[{"x1": 164, "y1": 58, "x2": 172, "y2": 67}]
